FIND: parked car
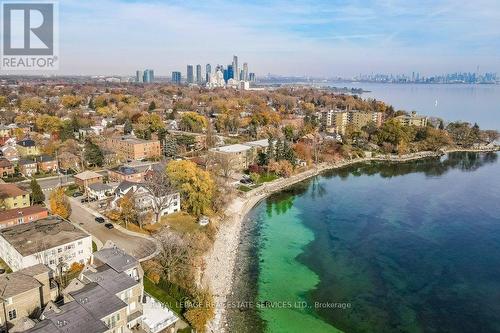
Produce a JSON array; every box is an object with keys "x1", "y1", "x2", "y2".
[
  {"x1": 81, "y1": 198, "x2": 89, "y2": 203},
  {"x1": 104, "y1": 223, "x2": 114, "y2": 229},
  {"x1": 95, "y1": 217, "x2": 105, "y2": 223},
  {"x1": 240, "y1": 178, "x2": 252, "y2": 185},
  {"x1": 72, "y1": 192, "x2": 82, "y2": 197}
]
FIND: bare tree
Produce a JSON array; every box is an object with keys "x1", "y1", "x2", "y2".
[
  {"x1": 142, "y1": 166, "x2": 178, "y2": 224},
  {"x1": 212, "y1": 153, "x2": 234, "y2": 178},
  {"x1": 152, "y1": 231, "x2": 190, "y2": 282}
]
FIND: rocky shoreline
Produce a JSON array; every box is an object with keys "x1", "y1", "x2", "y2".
[{"x1": 203, "y1": 147, "x2": 499, "y2": 333}]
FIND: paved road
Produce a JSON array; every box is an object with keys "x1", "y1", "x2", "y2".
[
  {"x1": 67, "y1": 197, "x2": 156, "y2": 260},
  {"x1": 20, "y1": 171, "x2": 108, "y2": 191},
  {"x1": 42, "y1": 190, "x2": 156, "y2": 260}
]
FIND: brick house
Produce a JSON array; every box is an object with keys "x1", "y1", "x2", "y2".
[
  {"x1": 74, "y1": 170, "x2": 103, "y2": 189},
  {"x1": 0, "y1": 158, "x2": 14, "y2": 177},
  {"x1": 0, "y1": 206, "x2": 49, "y2": 229},
  {"x1": 18, "y1": 159, "x2": 38, "y2": 177},
  {"x1": 36, "y1": 155, "x2": 58, "y2": 173}
]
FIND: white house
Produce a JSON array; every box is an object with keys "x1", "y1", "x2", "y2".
[
  {"x1": 0, "y1": 216, "x2": 93, "y2": 271},
  {"x1": 111, "y1": 181, "x2": 180, "y2": 223},
  {"x1": 87, "y1": 182, "x2": 117, "y2": 201}
]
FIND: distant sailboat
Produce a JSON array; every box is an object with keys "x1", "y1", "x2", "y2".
[{"x1": 434, "y1": 99, "x2": 438, "y2": 107}]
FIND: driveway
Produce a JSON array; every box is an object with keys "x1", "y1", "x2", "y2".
[{"x1": 45, "y1": 192, "x2": 157, "y2": 260}]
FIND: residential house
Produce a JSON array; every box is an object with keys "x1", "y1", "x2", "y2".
[
  {"x1": 0, "y1": 216, "x2": 92, "y2": 271},
  {"x1": 104, "y1": 136, "x2": 161, "y2": 161},
  {"x1": 0, "y1": 206, "x2": 48, "y2": 229},
  {"x1": 0, "y1": 264, "x2": 59, "y2": 332},
  {"x1": 87, "y1": 183, "x2": 116, "y2": 201},
  {"x1": 108, "y1": 164, "x2": 150, "y2": 183},
  {"x1": 36, "y1": 155, "x2": 58, "y2": 173},
  {"x1": 18, "y1": 159, "x2": 38, "y2": 177},
  {"x1": 0, "y1": 124, "x2": 10, "y2": 146},
  {"x1": 0, "y1": 158, "x2": 14, "y2": 177},
  {"x1": 0, "y1": 184, "x2": 30, "y2": 209},
  {"x1": 16, "y1": 139, "x2": 39, "y2": 157},
  {"x1": 112, "y1": 181, "x2": 180, "y2": 222},
  {"x1": 0, "y1": 145, "x2": 19, "y2": 162},
  {"x1": 74, "y1": 170, "x2": 103, "y2": 189}
]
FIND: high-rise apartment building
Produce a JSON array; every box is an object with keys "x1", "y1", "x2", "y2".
[
  {"x1": 232, "y1": 55, "x2": 239, "y2": 81},
  {"x1": 206, "y1": 64, "x2": 212, "y2": 82},
  {"x1": 249, "y1": 72, "x2": 256, "y2": 82},
  {"x1": 135, "y1": 70, "x2": 143, "y2": 83},
  {"x1": 143, "y1": 69, "x2": 154, "y2": 83},
  {"x1": 196, "y1": 64, "x2": 202, "y2": 83},
  {"x1": 172, "y1": 71, "x2": 182, "y2": 85},
  {"x1": 243, "y1": 62, "x2": 249, "y2": 81},
  {"x1": 187, "y1": 65, "x2": 194, "y2": 84}
]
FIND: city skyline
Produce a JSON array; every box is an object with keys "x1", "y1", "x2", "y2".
[{"x1": 2, "y1": 0, "x2": 499, "y2": 77}]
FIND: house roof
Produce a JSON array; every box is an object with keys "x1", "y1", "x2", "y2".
[
  {"x1": 69, "y1": 282, "x2": 127, "y2": 319},
  {"x1": 0, "y1": 183, "x2": 28, "y2": 198},
  {"x1": 0, "y1": 264, "x2": 49, "y2": 298},
  {"x1": 0, "y1": 206, "x2": 48, "y2": 223},
  {"x1": 37, "y1": 154, "x2": 56, "y2": 162},
  {"x1": 17, "y1": 139, "x2": 36, "y2": 147},
  {"x1": 33, "y1": 300, "x2": 109, "y2": 333},
  {"x1": 92, "y1": 246, "x2": 138, "y2": 273},
  {"x1": 87, "y1": 183, "x2": 112, "y2": 192},
  {"x1": 19, "y1": 158, "x2": 37, "y2": 166},
  {"x1": 0, "y1": 216, "x2": 90, "y2": 256},
  {"x1": 0, "y1": 158, "x2": 12, "y2": 167},
  {"x1": 209, "y1": 143, "x2": 252, "y2": 154},
  {"x1": 74, "y1": 170, "x2": 102, "y2": 181},
  {"x1": 81, "y1": 265, "x2": 138, "y2": 295}
]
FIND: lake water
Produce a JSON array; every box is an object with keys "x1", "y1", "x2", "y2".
[
  {"x1": 228, "y1": 152, "x2": 500, "y2": 333},
  {"x1": 350, "y1": 83, "x2": 500, "y2": 130}
]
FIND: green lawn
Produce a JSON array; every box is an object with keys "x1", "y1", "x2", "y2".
[
  {"x1": 256, "y1": 173, "x2": 279, "y2": 184},
  {"x1": 143, "y1": 277, "x2": 183, "y2": 316},
  {"x1": 156, "y1": 212, "x2": 200, "y2": 234}
]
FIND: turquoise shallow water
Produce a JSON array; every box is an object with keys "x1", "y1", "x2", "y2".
[{"x1": 228, "y1": 152, "x2": 500, "y2": 333}]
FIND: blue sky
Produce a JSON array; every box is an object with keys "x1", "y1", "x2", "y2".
[{"x1": 52, "y1": 0, "x2": 500, "y2": 76}]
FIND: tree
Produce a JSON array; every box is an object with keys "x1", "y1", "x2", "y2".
[
  {"x1": 184, "y1": 288, "x2": 215, "y2": 333},
  {"x1": 84, "y1": 140, "x2": 104, "y2": 167},
  {"x1": 152, "y1": 231, "x2": 189, "y2": 282},
  {"x1": 123, "y1": 120, "x2": 133, "y2": 135},
  {"x1": 164, "y1": 135, "x2": 178, "y2": 157},
  {"x1": 35, "y1": 114, "x2": 62, "y2": 134},
  {"x1": 61, "y1": 95, "x2": 83, "y2": 108},
  {"x1": 118, "y1": 193, "x2": 137, "y2": 229},
  {"x1": 212, "y1": 153, "x2": 234, "y2": 178},
  {"x1": 142, "y1": 168, "x2": 178, "y2": 224},
  {"x1": 49, "y1": 187, "x2": 71, "y2": 219},
  {"x1": 148, "y1": 101, "x2": 156, "y2": 111},
  {"x1": 179, "y1": 112, "x2": 208, "y2": 133},
  {"x1": 30, "y1": 179, "x2": 45, "y2": 204},
  {"x1": 376, "y1": 118, "x2": 414, "y2": 148},
  {"x1": 166, "y1": 160, "x2": 215, "y2": 216},
  {"x1": 21, "y1": 97, "x2": 45, "y2": 113}
]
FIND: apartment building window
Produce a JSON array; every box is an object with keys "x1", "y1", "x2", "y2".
[{"x1": 8, "y1": 309, "x2": 17, "y2": 320}]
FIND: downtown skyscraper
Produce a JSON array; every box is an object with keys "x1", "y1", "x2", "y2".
[
  {"x1": 187, "y1": 65, "x2": 194, "y2": 84},
  {"x1": 172, "y1": 71, "x2": 181, "y2": 85},
  {"x1": 196, "y1": 64, "x2": 202, "y2": 83},
  {"x1": 206, "y1": 64, "x2": 212, "y2": 82},
  {"x1": 232, "y1": 55, "x2": 239, "y2": 81}
]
